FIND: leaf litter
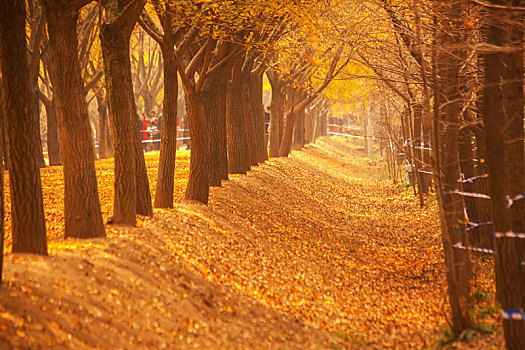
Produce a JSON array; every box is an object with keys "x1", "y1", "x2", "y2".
[{"x1": 0, "y1": 137, "x2": 503, "y2": 349}]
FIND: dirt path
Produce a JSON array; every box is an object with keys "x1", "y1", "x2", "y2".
[{"x1": 0, "y1": 137, "x2": 500, "y2": 349}]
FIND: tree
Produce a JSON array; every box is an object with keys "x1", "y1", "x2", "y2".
[
  {"x1": 100, "y1": 0, "x2": 151, "y2": 225},
  {"x1": 226, "y1": 52, "x2": 251, "y2": 174},
  {"x1": 279, "y1": 47, "x2": 348, "y2": 157},
  {"x1": 432, "y1": 0, "x2": 472, "y2": 333},
  {"x1": 202, "y1": 41, "x2": 233, "y2": 186},
  {"x1": 42, "y1": 0, "x2": 106, "y2": 238},
  {"x1": 0, "y1": 0, "x2": 47, "y2": 254},
  {"x1": 267, "y1": 69, "x2": 284, "y2": 157},
  {"x1": 26, "y1": 1, "x2": 47, "y2": 169},
  {"x1": 139, "y1": 3, "x2": 184, "y2": 208},
  {"x1": 481, "y1": 1, "x2": 525, "y2": 347},
  {"x1": 177, "y1": 33, "x2": 215, "y2": 203}
]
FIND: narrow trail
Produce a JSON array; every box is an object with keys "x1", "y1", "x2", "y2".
[{"x1": 2, "y1": 137, "x2": 483, "y2": 349}]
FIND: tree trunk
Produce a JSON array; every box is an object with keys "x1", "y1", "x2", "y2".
[
  {"x1": 45, "y1": 98, "x2": 61, "y2": 166},
  {"x1": 482, "y1": 3, "x2": 525, "y2": 347},
  {"x1": 472, "y1": 129, "x2": 493, "y2": 249},
  {"x1": 268, "y1": 71, "x2": 283, "y2": 157},
  {"x1": 96, "y1": 94, "x2": 110, "y2": 160},
  {"x1": 33, "y1": 82, "x2": 46, "y2": 169},
  {"x1": 279, "y1": 110, "x2": 297, "y2": 157},
  {"x1": 100, "y1": 22, "x2": 137, "y2": 225},
  {"x1": 184, "y1": 88, "x2": 210, "y2": 204},
  {"x1": 154, "y1": 44, "x2": 178, "y2": 208},
  {"x1": 133, "y1": 118, "x2": 152, "y2": 216},
  {"x1": 226, "y1": 57, "x2": 250, "y2": 174},
  {"x1": 249, "y1": 72, "x2": 268, "y2": 163},
  {"x1": 459, "y1": 128, "x2": 492, "y2": 249},
  {"x1": 433, "y1": 2, "x2": 472, "y2": 333},
  {"x1": 242, "y1": 77, "x2": 258, "y2": 166},
  {"x1": 293, "y1": 91, "x2": 305, "y2": 150},
  {"x1": 106, "y1": 117, "x2": 114, "y2": 157},
  {"x1": 202, "y1": 53, "x2": 230, "y2": 186},
  {"x1": 44, "y1": 2, "x2": 106, "y2": 238},
  {"x1": 0, "y1": 0, "x2": 47, "y2": 254},
  {"x1": 304, "y1": 106, "x2": 313, "y2": 144},
  {"x1": 413, "y1": 104, "x2": 429, "y2": 194}
]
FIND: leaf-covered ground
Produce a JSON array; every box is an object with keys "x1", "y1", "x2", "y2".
[{"x1": 1, "y1": 137, "x2": 503, "y2": 349}]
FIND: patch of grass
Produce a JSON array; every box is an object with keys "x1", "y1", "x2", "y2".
[
  {"x1": 477, "y1": 304, "x2": 498, "y2": 318},
  {"x1": 470, "y1": 286, "x2": 490, "y2": 304},
  {"x1": 333, "y1": 330, "x2": 366, "y2": 346},
  {"x1": 434, "y1": 322, "x2": 496, "y2": 349}
]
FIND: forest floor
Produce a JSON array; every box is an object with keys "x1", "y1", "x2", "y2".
[{"x1": 1, "y1": 137, "x2": 502, "y2": 349}]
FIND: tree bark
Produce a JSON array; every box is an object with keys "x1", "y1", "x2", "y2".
[
  {"x1": 154, "y1": 44, "x2": 178, "y2": 208},
  {"x1": 45, "y1": 98, "x2": 61, "y2": 166},
  {"x1": 44, "y1": 2, "x2": 106, "y2": 238},
  {"x1": 133, "y1": 116, "x2": 152, "y2": 216},
  {"x1": 292, "y1": 90, "x2": 305, "y2": 151},
  {"x1": 100, "y1": 0, "x2": 150, "y2": 224},
  {"x1": 33, "y1": 83, "x2": 46, "y2": 169},
  {"x1": 202, "y1": 47, "x2": 230, "y2": 186},
  {"x1": 183, "y1": 88, "x2": 210, "y2": 204},
  {"x1": 249, "y1": 72, "x2": 268, "y2": 163},
  {"x1": 482, "y1": 2, "x2": 525, "y2": 347},
  {"x1": 433, "y1": 1, "x2": 472, "y2": 333},
  {"x1": 279, "y1": 110, "x2": 298, "y2": 157},
  {"x1": 304, "y1": 106, "x2": 313, "y2": 144},
  {"x1": 96, "y1": 93, "x2": 110, "y2": 160},
  {"x1": 242, "y1": 77, "x2": 258, "y2": 166},
  {"x1": 101, "y1": 20, "x2": 137, "y2": 225},
  {"x1": 226, "y1": 57, "x2": 250, "y2": 174},
  {"x1": 0, "y1": 0, "x2": 47, "y2": 254},
  {"x1": 268, "y1": 70, "x2": 283, "y2": 157}
]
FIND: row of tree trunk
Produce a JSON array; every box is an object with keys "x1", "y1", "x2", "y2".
[
  {"x1": 0, "y1": 0, "x2": 334, "y2": 271},
  {"x1": 381, "y1": 1, "x2": 524, "y2": 347}
]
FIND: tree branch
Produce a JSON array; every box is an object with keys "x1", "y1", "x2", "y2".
[
  {"x1": 139, "y1": 10, "x2": 164, "y2": 45},
  {"x1": 195, "y1": 37, "x2": 215, "y2": 92}
]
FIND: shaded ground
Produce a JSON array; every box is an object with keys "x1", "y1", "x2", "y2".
[{"x1": 1, "y1": 137, "x2": 502, "y2": 349}]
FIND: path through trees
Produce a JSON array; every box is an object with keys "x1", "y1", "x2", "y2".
[{"x1": 0, "y1": 138, "x2": 502, "y2": 348}]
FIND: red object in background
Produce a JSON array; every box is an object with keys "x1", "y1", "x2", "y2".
[{"x1": 142, "y1": 118, "x2": 149, "y2": 140}]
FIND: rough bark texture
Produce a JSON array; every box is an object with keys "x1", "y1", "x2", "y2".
[
  {"x1": 268, "y1": 71, "x2": 283, "y2": 157},
  {"x1": 226, "y1": 58, "x2": 250, "y2": 174},
  {"x1": 242, "y1": 78, "x2": 258, "y2": 167},
  {"x1": 45, "y1": 99, "x2": 61, "y2": 166},
  {"x1": 44, "y1": 2, "x2": 106, "y2": 238},
  {"x1": 0, "y1": 0, "x2": 47, "y2": 254},
  {"x1": 33, "y1": 87, "x2": 46, "y2": 169},
  {"x1": 279, "y1": 110, "x2": 298, "y2": 157},
  {"x1": 482, "y1": 3, "x2": 525, "y2": 347},
  {"x1": 249, "y1": 72, "x2": 268, "y2": 163},
  {"x1": 133, "y1": 119, "x2": 152, "y2": 216},
  {"x1": 154, "y1": 44, "x2": 178, "y2": 208},
  {"x1": 459, "y1": 129, "x2": 492, "y2": 249},
  {"x1": 413, "y1": 104, "x2": 429, "y2": 194},
  {"x1": 96, "y1": 94, "x2": 110, "y2": 160},
  {"x1": 101, "y1": 21, "x2": 138, "y2": 225},
  {"x1": 184, "y1": 88, "x2": 210, "y2": 204},
  {"x1": 202, "y1": 51, "x2": 230, "y2": 186},
  {"x1": 433, "y1": 2, "x2": 472, "y2": 333},
  {"x1": 293, "y1": 90, "x2": 305, "y2": 151},
  {"x1": 304, "y1": 107, "x2": 313, "y2": 144}
]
